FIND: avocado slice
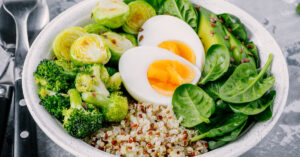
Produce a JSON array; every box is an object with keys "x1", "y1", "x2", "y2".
[
  {"x1": 198, "y1": 7, "x2": 229, "y2": 52},
  {"x1": 224, "y1": 26, "x2": 256, "y2": 66}
]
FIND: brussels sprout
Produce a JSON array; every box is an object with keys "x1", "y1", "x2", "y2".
[
  {"x1": 84, "y1": 24, "x2": 110, "y2": 34},
  {"x1": 102, "y1": 32, "x2": 135, "y2": 64},
  {"x1": 70, "y1": 34, "x2": 111, "y2": 65},
  {"x1": 120, "y1": 33, "x2": 138, "y2": 46},
  {"x1": 123, "y1": 1, "x2": 156, "y2": 34},
  {"x1": 92, "y1": 0, "x2": 129, "y2": 29},
  {"x1": 53, "y1": 27, "x2": 86, "y2": 60}
]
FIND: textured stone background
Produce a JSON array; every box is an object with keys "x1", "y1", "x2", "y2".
[{"x1": 5, "y1": 0, "x2": 300, "y2": 156}]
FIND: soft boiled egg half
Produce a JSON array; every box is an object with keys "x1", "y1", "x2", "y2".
[
  {"x1": 138, "y1": 15, "x2": 205, "y2": 70},
  {"x1": 119, "y1": 46, "x2": 201, "y2": 105}
]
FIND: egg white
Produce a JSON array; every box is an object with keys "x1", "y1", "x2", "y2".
[
  {"x1": 119, "y1": 46, "x2": 201, "y2": 105},
  {"x1": 138, "y1": 15, "x2": 205, "y2": 70}
]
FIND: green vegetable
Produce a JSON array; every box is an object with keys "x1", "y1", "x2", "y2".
[
  {"x1": 92, "y1": 0, "x2": 129, "y2": 29},
  {"x1": 297, "y1": 3, "x2": 300, "y2": 14},
  {"x1": 158, "y1": 0, "x2": 198, "y2": 31},
  {"x1": 63, "y1": 89, "x2": 103, "y2": 138},
  {"x1": 191, "y1": 113, "x2": 248, "y2": 142},
  {"x1": 214, "y1": 100, "x2": 231, "y2": 116},
  {"x1": 70, "y1": 34, "x2": 111, "y2": 65},
  {"x1": 102, "y1": 32, "x2": 135, "y2": 65},
  {"x1": 120, "y1": 33, "x2": 138, "y2": 46},
  {"x1": 124, "y1": 0, "x2": 164, "y2": 12},
  {"x1": 106, "y1": 66, "x2": 118, "y2": 76},
  {"x1": 254, "y1": 106, "x2": 273, "y2": 122},
  {"x1": 202, "y1": 79, "x2": 226, "y2": 100},
  {"x1": 254, "y1": 92, "x2": 276, "y2": 122},
  {"x1": 229, "y1": 91, "x2": 276, "y2": 115},
  {"x1": 53, "y1": 27, "x2": 86, "y2": 61},
  {"x1": 172, "y1": 84, "x2": 215, "y2": 127},
  {"x1": 75, "y1": 64, "x2": 110, "y2": 96},
  {"x1": 219, "y1": 13, "x2": 247, "y2": 41},
  {"x1": 84, "y1": 24, "x2": 110, "y2": 34},
  {"x1": 197, "y1": 7, "x2": 229, "y2": 52},
  {"x1": 34, "y1": 59, "x2": 76, "y2": 93},
  {"x1": 246, "y1": 41, "x2": 260, "y2": 67},
  {"x1": 223, "y1": 26, "x2": 255, "y2": 66},
  {"x1": 208, "y1": 121, "x2": 246, "y2": 150},
  {"x1": 123, "y1": 1, "x2": 156, "y2": 34},
  {"x1": 199, "y1": 44, "x2": 230, "y2": 85},
  {"x1": 82, "y1": 92, "x2": 128, "y2": 122},
  {"x1": 106, "y1": 72, "x2": 122, "y2": 92},
  {"x1": 220, "y1": 54, "x2": 275, "y2": 104},
  {"x1": 39, "y1": 88, "x2": 70, "y2": 122}
]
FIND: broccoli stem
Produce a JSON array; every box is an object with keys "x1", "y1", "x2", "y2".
[
  {"x1": 68, "y1": 89, "x2": 83, "y2": 109},
  {"x1": 81, "y1": 92, "x2": 110, "y2": 109}
]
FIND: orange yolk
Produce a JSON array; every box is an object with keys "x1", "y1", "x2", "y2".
[
  {"x1": 158, "y1": 40, "x2": 196, "y2": 65},
  {"x1": 147, "y1": 60, "x2": 196, "y2": 97}
]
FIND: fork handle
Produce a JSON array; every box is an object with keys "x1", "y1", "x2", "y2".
[{"x1": 14, "y1": 79, "x2": 37, "y2": 157}]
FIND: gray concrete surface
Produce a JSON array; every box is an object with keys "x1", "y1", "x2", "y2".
[{"x1": 12, "y1": 0, "x2": 300, "y2": 156}]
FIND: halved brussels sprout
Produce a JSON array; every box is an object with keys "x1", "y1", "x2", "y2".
[
  {"x1": 53, "y1": 27, "x2": 86, "y2": 60},
  {"x1": 102, "y1": 32, "x2": 135, "y2": 64},
  {"x1": 84, "y1": 24, "x2": 110, "y2": 34},
  {"x1": 92, "y1": 0, "x2": 129, "y2": 29},
  {"x1": 70, "y1": 34, "x2": 111, "y2": 65},
  {"x1": 120, "y1": 33, "x2": 138, "y2": 46},
  {"x1": 123, "y1": 1, "x2": 156, "y2": 34}
]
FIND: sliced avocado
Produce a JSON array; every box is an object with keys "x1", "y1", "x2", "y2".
[
  {"x1": 224, "y1": 27, "x2": 256, "y2": 66},
  {"x1": 198, "y1": 7, "x2": 229, "y2": 52}
]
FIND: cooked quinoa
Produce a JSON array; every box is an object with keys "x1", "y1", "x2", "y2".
[{"x1": 85, "y1": 103, "x2": 208, "y2": 157}]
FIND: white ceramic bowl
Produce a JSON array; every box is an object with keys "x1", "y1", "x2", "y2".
[{"x1": 22, "y1": 0, "x2": 289, "y2": 156}]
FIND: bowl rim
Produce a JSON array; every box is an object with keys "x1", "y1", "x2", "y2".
[{"x1": 22, "y1": 0, "x2": 289, "y2": 157}]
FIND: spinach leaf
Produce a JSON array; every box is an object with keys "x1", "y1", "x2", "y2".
[
  {"x1": 229, "y1": 90, "x2": 276, "y2": 115},
  {"x1": 254, "y1": 92, "x2": 275, "y2": 122},
  {"x1": 208, "y1": 121, "x2": 247, "y2": 150},
  {"x1": 219, "y1": 13, "x2": 247, "y2": 41},
  {"x1": 202, "y1": 79, "x2": 226, "y2": 100},
  {"x1": 214, "y1": 100, "x2": 231, "y2": 115},
  {"x1": 220, "y1": 54, "x2": 275, "y2": 104},
  {"x1": 297, "y1": 3, "x2": 300, "y2": 14},
  {"x1": 199, "y1": 44, "x2": 230, "y2": 85},
  {"x1": 123, "y1": 0, "x2": 164, "y2": 12},
  {"x1": 191, "y1": 113, "x2": 248, "y2": 142},
  {"x1": 246, "y1": 41, "x2": 260, "y2": 67},
  {"x1": 172, "y1": 84, "x2": 215, "y2": 127},
  {"x1": 158, "y1": 0, "x2": 198, "y2": 31}
]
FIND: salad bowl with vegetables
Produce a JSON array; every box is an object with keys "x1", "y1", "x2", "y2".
[{"x1": 22, "y1": 0, "x2": 288, "y2": 156}]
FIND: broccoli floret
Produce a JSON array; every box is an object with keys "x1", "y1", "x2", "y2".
[
  {"x1": 38, "y1": 87, "x2": 70, "y2": 122},
  {"x1": 63, "y1": 89, "x2": 103, "y2": 138},
  {"x1": 106, "y1": 72, "x2": 122, "y2": 92},
  {"x1": 75, "y1": 64, "x2": 110, "y2": 96},
  {"x1": 82, "y1": 92, "x2": 128, "y2": 122},
  {"x1": 34, "y1": 59, "x2": 77, "y2": 92}
]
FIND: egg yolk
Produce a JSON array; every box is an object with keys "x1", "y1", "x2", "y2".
[
  {"x1": 158, "y1": 40, "x2": 196, "y2": 65},
  {"x1": 147, "y1": 60, "x2": 196, "y2": 97}
]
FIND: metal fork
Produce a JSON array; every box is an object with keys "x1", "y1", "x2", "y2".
[{"x1": 3, "y1": 0, "x2": 38, "y2": 157}]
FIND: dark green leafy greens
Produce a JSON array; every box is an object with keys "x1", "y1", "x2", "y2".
[
  {"x1": 219, "y1": 13, "x2": 248, "y2": 41},
  {"x1": 220, "y1": 54, "x2": 275, "y2": 104},
  {"x1": 172, "y1": 84, "x2": 215, "y2": 127},
  {"x1": 208, "y1": 121, "x2": 247, "y2": 150},
  {"x1": 297, "y1": 3, "x2": 300, "y2": 14},
  {"x1": 229, "y1": 91, "x2": 276, "y2": 115},
  {"x1": 123, "y1": 0, "x2": 164, "y2": 11},
  {"x1": 199, "y1": 44, "x2": 230, "y2": 85},
  {"x1": 191, "y1": 113, "x2": 248, "y2": 142},
  {"x1": 158, "y1": 0, "x2": 198, "y2": 31},
  {"x1": 246, "y1": 41, "x2": 260, "y2": 67}
]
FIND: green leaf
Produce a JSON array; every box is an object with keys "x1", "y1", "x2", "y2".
[
  {"x1": 172, "y1": 84, "x2": 215, "y2": 127},
  {"x1": 297, "y1": 3, "x2": 300, "y2": 14},
  {"x1": 124, "y1": 0, "x2": 165, "y2": 12},
  {"x1": 199, "y1": 44, "x2": 230, "y2": 85},
  {"x1": 254, "y1": 92, "x2": 275, "y2": 122},
  {"x1": 219, "y1": 13, "x2": 247, "y2": 41},
  {"x1": 208, "y1": 121, "x2": 247, "y2": 150},
  {"x1": 246, "y1": 41, "x2": 260, "y2": 67},
  {"x1": 220, "y1": 54, "x2": 275, "y2": 104},
  {"x1": 158, "y1": 0, "x2": 198, "y2": 31},
  {"x1": 229, "y1": 90, "x2": 276, "y2": 115},
  {"x1": 191, "y1": 113, "x2": 248, "y2": 142},
  {"x1": 202, "y1": 79, "x2": 226, "y2": 100}
]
